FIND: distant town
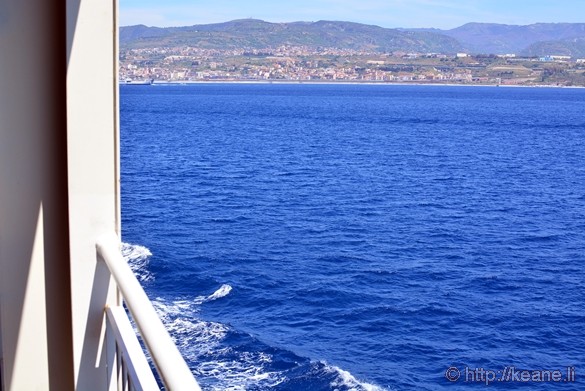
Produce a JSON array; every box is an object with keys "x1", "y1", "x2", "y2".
[{"x1": 120, "y1": 45, "x2": 585, "y2": 86}]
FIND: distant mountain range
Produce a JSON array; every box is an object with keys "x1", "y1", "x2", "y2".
[
  {"x1": 436, "y1": 22, "x2": 585, "y2": 55},
  {"x1": 120, "y1": 19, "x2": 585, "y2": 57}
]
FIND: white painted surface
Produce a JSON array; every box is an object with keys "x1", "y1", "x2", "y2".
[
  {"x1": 0, "y1": 0, "x2": 121, "y2": 388},
  {"x1": 66, "y1": 0, "x2": 120, "y2": 388},
  {"x1": 0, "y1": 1, "x2": 74, "y2": 389}
]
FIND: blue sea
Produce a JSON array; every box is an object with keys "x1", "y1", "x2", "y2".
[{"x1": 120, "y1": 83, "x2": 585, "y2": 390}]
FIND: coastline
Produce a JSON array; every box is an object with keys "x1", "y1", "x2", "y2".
[{"x1": 121, "y1": 79, "x2": 585, "y2": 89}]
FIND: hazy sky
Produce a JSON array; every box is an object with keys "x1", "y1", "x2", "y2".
[{"x1": 119, "y1": 0, "x2": 585, "y2": 29}]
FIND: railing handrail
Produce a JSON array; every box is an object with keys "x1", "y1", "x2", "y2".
[{"x1": 97, "y1": 232, "x2": 201, "y2": 391}]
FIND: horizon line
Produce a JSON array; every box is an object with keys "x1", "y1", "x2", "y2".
[{"x1": 120, "y1": 18, "x2": 582, "y2": 30}]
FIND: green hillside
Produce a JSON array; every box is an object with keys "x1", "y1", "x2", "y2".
[{"x1": 120, "y1": 19, "x2": 463, "y2": 53}]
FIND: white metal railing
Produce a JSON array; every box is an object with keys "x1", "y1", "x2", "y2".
[
  {"x1": 97, "y1": 232, "x2": 202, "y2": 391},
  {"x1": 106, "y1": 306, "x2": 159, "y2": 391}
]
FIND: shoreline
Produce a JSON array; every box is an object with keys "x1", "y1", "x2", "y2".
[{"x1": 121, "y1": 79, "x2": 585, "y2": 89}]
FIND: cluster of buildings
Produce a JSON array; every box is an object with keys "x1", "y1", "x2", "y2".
[{"x1": 119, "y1": 45, "x2": 585, "y2": 86}]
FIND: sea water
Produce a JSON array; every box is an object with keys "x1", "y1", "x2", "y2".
[{"x1": 120, "y1": 84, "x2": 585, "y2": 390}]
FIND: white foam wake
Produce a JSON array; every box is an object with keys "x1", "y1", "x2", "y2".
[
  {"x1": 327, "y1": 363, "x2": 389, "y2": 391},
  {"x1": 117, "y1": 248, "x2": 381, "y2": 391},
  {"x1": 121, "y1": 242, "x2": 154, "y2": 282},
  {"x1": 206, "y1": 284, "x2": 233, "y2": 301},
  {"x1": 151, "y1": 294, "x2": 286, "y2": 391},
  {"x1": 149, "y1": 294, "x2": 387, "y2": 391},
  {"x1": 194, "y1": 284, "x2": 233, "y2": 305}
]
